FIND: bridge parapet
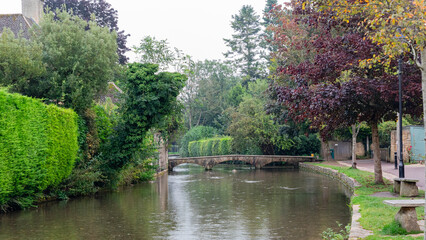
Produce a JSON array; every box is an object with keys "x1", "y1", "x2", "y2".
[{"x1": 168, "y1": 155, "x2": 317, "y2": 171}]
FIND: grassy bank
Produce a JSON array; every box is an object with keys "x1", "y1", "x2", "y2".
[{"x1": 309, "y1": 163, "x2": 424, "y2": 240}]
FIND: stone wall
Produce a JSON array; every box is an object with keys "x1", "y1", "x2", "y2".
[
  {"x1": 391, "y1": 128, "x2": 411, "y2": 163},
  {"x1": 154, "y1": 133, "x2": 168, "y2": 172},
  {"x1": 300, "y1": 163, "x2": 360, "y2": 190},
  {"x1": 356, "y1": 142, "x2": 365, "y2": 156}
]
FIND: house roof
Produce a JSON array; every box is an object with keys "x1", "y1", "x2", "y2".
[{"x1": 0, "y1": 14, "x2": 36, "y2": 39}]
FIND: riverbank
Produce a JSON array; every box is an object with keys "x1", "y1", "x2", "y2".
[{"x1": 301, "y1": 162, "x2": 425, "y2": 239}]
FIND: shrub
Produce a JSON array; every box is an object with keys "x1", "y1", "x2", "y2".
[
  {"x1": 219, "y1": 137, "x2": 233, "y2": 155},
  {"x1": 0, "y1": 90, "x2": 78, "y2": 207},
  {"x1": 283, "y1": 134, "x2": 320, "y2": 156},
  {"x1": 179, "y1": 126, "x2": 218, "y2": 157},
  {"x1": 188, "y1": 137, "x2": 233, "y2": 157}
]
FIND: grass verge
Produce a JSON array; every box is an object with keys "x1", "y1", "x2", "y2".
[{"x1": 309, "y1": 163, "x2": 424, "y2": 240}]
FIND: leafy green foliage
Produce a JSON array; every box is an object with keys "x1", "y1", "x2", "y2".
[
  {"x1": 182, "y1": 60, "x2": 240, "y2": 131},
  {"x1": 0, "y1": 29, "x2": 45, "y2": 93},
  {"x1": 224, "y1": 5, "x2": 266, "y2": 84},
  {"x1": 30, "y1": 9, "x2": 118, "y2": 114},
  {"x1": 93, "y1": 104, "x2": 117, "y2": 150},
  {"x1": 103, "y1": 63, "x2": 186, "y2": 174},
  {"x1": 133, "y1": 36, "x2": 183, "y2": 72},
  {"x1": 44, "y1": 0, "x2": 130, "y2": 64},
  {"x1": 0, "y1": 90, "x2": 78, "y2": 207},
  {"x1": 228, "y1": 80, "x2": 285, "y2": 155},
  {"x1": 321, "y1": 222, "x2": 351, "y2": 240},
  {"x1": 188, "y1": 137, "x2": 233, "y2": 157},
  {"x1": 178, "y1": 126, "x2": 219, "y2": 157},
  {"x1": 281, "y1": 134, "x2": 320, "y2": 156},
  {"x1": 45, "y1": 105, "x2": 79, "y2": 186}
]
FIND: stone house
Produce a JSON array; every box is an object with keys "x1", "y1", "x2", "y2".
[
  {"x1": 391, "y1": 125, "x2": 425, "y2": 163},
  {"x1": 0, "y1": 0, "x2": 44, "y2": 38}
]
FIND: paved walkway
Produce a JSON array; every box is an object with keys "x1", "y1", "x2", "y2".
[{"x1": 338, "y1": 159, "x2": 425, "y2": 190}]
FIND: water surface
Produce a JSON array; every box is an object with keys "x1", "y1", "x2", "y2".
[{"x1": 0, "y1": 165, "x2": 351, "y2": 239}]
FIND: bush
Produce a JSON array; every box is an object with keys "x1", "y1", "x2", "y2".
[
  {"x1": 282, "y1": 134, "x2": 320, "y2": 156},
  {"x1": 188, "y1": 137, "x2": 233, "y2": 157},
  {"x1": 179, "y1": 126, "x2": 218, "y2": 157},
  {"x1": 0, "y1": 90, "x2": 78, "y2": 207},
  {"x1": 219, "y1": 137, "x2": 233, "y2": 155}
]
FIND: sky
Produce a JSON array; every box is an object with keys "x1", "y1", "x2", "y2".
[{"x1": 1, "y1": 0, "x2": 270, "y2": 62}]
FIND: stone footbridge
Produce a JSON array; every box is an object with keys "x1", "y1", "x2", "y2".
[{"x1": 168, "y1": 155, "x2": 317, "y2": 171}]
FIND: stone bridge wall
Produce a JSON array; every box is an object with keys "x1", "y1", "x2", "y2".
[{"x1": 169, "y1": 155, "x2": 316, "y2": 171}]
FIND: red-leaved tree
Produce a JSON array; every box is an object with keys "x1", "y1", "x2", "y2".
[{"x1": 268, "y1": 0, "x2": 422, "y2": 183}]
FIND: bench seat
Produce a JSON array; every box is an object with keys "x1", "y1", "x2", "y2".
[
  {"x1": 384, "y1": 199, "x2": 425, "y2": 232},
  {"x1": 394, "y1": 178, "x2": 419, "y2": 197}
]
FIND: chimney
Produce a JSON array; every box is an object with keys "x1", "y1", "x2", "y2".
[{"x1": 22, "y1": 0, "x2": 44, "y2": 24}]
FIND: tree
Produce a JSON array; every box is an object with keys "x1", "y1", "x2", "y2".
[
  {"x1": 261, "y1": 0, "x2": 278, "y2": 59},
  {"x1": 317, "y1": 0, "x2": 426, "y2": 233},
  {"x1": 224, "y1": 5, "x2": 266, "y2": 85},
  {"x1": 0, "y1": 29, "x2": 45, "y2": 93},
  {"x1": 182, "y1": 60, "x2": 240, "y2": 132},
  {"x1": 269, "y1": 1, "x2": 422, "y2": 183},
  {"x1": 103, "y1": 63, "x2": 186, "y2": 175},
  {"x1": 30, "y1": 9, "x2": 118, "y2": 114},
  {"x1": 44, "y1": 0, "x2": 129, "y2": 64},
  {"x1": 227, "y1": 79, "x2": 293, "y2": 155},
  {"x1": 133, "y1": 35, "x2": 190, "y2": 72}
]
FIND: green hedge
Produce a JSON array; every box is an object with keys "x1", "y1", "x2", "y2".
[
  {"x1": 179, "y1": 126, "x2": 218, "y2": 157},
  {"x1": 0, "y1": 90, "x2": 78, "y2": 205},
  {"x1": 188, "y1": 137, "x2": 233, "y2": 157}
]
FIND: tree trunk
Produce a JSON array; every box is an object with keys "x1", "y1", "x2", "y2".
[
  {"x1": 351, "y1": 124, "x2": 357, "y2": 169},
  {"x1": 371, "y1": 122, "x2": 384, "y2": 184},
  {"x1": 321, "y1": 138, "x2": 330, "y2": 161}
]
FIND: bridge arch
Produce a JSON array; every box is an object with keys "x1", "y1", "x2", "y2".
[
  {"x1": 207, "y1": 156, "x2": 255, "y2": 169},
  {"x1": 169, "y1": 155, "x2": 316, "y2": 171}
]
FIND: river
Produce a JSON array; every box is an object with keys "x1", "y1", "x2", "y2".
[{"x1": 0, "y1": 165, "x2": 351, "y2": 239}]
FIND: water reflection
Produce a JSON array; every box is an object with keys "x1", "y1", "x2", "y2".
[{"x1": 0, "y1": 166, "x2": 351, "y2": 240}]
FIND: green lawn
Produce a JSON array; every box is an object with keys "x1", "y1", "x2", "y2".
[{"x1": 309, "y1": 163, "x2": 424, "y2": 240}]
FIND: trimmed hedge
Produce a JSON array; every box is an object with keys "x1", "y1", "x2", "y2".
[
  {"x1": 0, "y1": 90, "x2": 78, "y2": 205},
  {"x1": 179, "y1": 126, "x2": 218, "y2": 157},
  {"x1": 188, "y1": 137, "x2": 233, "y2": 157}
]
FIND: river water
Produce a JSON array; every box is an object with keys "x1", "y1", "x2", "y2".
[{"x1": 0, "y1": 165, "x2": 351, "y2": 240}]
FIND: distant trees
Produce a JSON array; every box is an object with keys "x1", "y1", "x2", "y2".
[
  {"x1": 182, "y1": 60, "x2": 240, "y2": 132},
  {"x1": 44, "y1": 0, "x2": 130, "y2": 64},
  {"x1": 224, "y1": 5, "x2": 266, "y2": 85}
]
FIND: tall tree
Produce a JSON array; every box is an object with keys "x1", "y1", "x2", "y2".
[
  {"x1": 32, "y1": 9, "x2": 118, "y2": 114},
  {"x1": 261, "y1": 0, "x2": 278, "y2": 63},
  {"x1": 0, "y1": 29, "x2": 45, "y2": 94},
  {"x1": 317, "y1": 0, "x2": 426, "y2": 232},
  {"x1": 133, "y1": 35, "x2": 190, "y2": 73},
  {"x1": 269, "y1": 1, "x2": 422, "y2": 183},
  {"x1": 103, "y1": 63, "x2": 186, "y2": 175},
  {"x1": 182, "y1": 60, "x2": 240, "y2": 132},
  {"x1": 44, "y1": 0, "x2": 129, "y2": 64},
  {"x1": 224, "y1": 5, "x2": 266, "y2": 85}
]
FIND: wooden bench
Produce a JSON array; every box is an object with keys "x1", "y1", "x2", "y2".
[
  {"x1": 383, "y1": 199, "x2": 424, "y2": 232},
  {"x1": 394, "y1": 178, "x2": 419, "y2": 197}
]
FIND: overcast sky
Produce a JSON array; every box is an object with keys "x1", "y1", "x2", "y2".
[{"x1": 1, "y1": 0, "x2": 270, "y2": 62}]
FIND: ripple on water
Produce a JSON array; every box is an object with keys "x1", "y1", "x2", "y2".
[
  {"x1": 279, "y1": 186, "x2": 300, "y2": 190},
  {"x1": 243, "y1": 180, "x2": 262, "y2": 183}
]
